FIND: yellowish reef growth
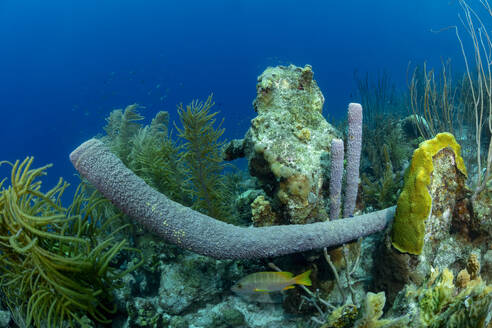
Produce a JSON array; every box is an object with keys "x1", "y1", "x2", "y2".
[
  {"x1": 391, "y1": 132, "x2": 467, "y2": 255},
  {"x1": 403, "y1": 266, "x2": 492, "y2": 327},
  {"x1": 251, "y1": 195, "x2": 280, "y2": 226}
]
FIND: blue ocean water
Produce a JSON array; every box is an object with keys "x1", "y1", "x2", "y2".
[{"x1": 0, "y1": 0, "x2": 464, "y2": 193}]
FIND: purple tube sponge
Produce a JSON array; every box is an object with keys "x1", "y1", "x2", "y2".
[
  {"x1": 343, "y1": 103, "x2": 363, "y2": 218},
  {"x1": 329, "y1": 138, "x2": 344, "y2": 220},
  {"x1": 70, "y1": 138, "x2": 393, "y2": 259}
]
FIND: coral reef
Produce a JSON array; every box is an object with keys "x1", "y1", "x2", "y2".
[
  {"x1": 234, "y1": 187, "x2": 264, "y2": 225},
  {"x1": 250, "y1": 195, "x2": 280, "y2": 226},
  {"x1": 372, "y1": 132, "x2": 492, "y2": 313},
  {"x1": 352, "y1": 292, "x2": 407, "y2": 328},
  {"x1": 242, "y1": 64, "x2": 338, "y2": 224},
  {"x1": 118, "y1": 251, "x2": 251, "y2": 328},
  {"x1": 320, "y1": 257, "x2": 491, "y2": 328},
  {"x1": 322, "y1": 303, "x2": 358, "y2": 328},
  {"x1": 471, "y1": 183, "x2": 492, "y2": 239},
  {"x1": 390, "y1": 264, "x2": 492, "y2": 327},
  {"x1": 391, "y1": 132, "x2": 467, "y2": 255},
  {"x1": 65, "y1": 64, "x2": 490, "y2": 328},
  {"x1": 69, "y1": 65, "x2": 400, "y2": 327}
]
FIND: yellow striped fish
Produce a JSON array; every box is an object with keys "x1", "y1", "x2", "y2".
[{"x1": 231, "y1": 270, "x2": 312, "y2": 295}]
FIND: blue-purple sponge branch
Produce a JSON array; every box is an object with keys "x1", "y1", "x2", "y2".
[
  {"x1": 329, "y1": 138, "x2": 344, "y2": 220},
  {"x1": 343, "y1": 103, "x2": 363, "y2": 218},
  {"x1": 70, "y1": 139, "x2": 394, "y2": 259}
]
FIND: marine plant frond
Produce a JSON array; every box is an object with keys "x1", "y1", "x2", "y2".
[
  {"x1": 104, "y1": 104, "x2": 144, "y2": 137},
  {"x1": 149, "y1": 110, "x2": 169, "y2": 137},
  {"x1": 3, "y1": 190, "x2": 87, "y2": 244},
  {"x1": 175, "y1": 94, "x2": 232, "y2": 221},
  {"x1": 0, "y1": 157, "x2": 143, "y2": 327},
  {"x1": 103, "y1": 103, "x2": 145, "y2": 165},
  {"x1": 128, "y1": 123, "x2": 191, "y2": 204},
  {"x1": 103, "y1": 109, "x2": 123, "y2": 140},
  {"x1": 128, "y1": 125, "x2": 159, "y2": 171}
]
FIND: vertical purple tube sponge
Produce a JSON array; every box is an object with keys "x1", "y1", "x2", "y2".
[
  {"x1": 329, "y1": 138, "x2": 344, "y2": 220},
  {"x1": 343, "y1": 103, "x2": 363, "y2": 218}
]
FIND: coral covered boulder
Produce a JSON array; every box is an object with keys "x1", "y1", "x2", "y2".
[
  {"x1": 374, "y1": 133, "x2": 487, "y2": 304},
  {"x1": 391, "y1": 132, "x2": 468, "y2": 255},
  {"x1": 242, "y1": 64, "x2": 338, "y2": 224}
]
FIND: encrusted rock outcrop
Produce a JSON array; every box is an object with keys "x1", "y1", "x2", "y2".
[
  {"x1": 374, "y1": 133, "x2": 488, "y2": 303},
  {"x1": 228, "y1": 64, "x2": 338, "y2": 224}
]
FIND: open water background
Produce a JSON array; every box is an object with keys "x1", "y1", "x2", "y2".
[{"x1": 0, "y1": 0, "x2": 465, "y2": 195}]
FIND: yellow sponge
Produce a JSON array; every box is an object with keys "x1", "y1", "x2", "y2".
[{"x1": 391, "y1": 133, "x2": 467, "y2": 255}]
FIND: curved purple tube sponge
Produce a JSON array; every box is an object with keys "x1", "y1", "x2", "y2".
[
  {"x1": 329, "y1": 138, "x2": 344, "y2": 220},
  {"x1": 70, "y1": 139, "x2": 393, "y2": 259},
  {"x1": 343, "y1": 103, "x2": 363, "y2": 218}
]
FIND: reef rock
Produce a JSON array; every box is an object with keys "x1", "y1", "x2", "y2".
[
  {"x1": 374, "y1": 134, "x2": 473, "y2": 302},
  {"x1": 240, "y1": 64, "x2": 338, "y2": 224}
]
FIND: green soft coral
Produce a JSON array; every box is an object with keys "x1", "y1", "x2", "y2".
[
  {"x1": 102, "y1": 105, "x2": 191, "y2": 205},
  {"x1": 103, "y1": 103, "x2": 144, "y2": 166},
  {"x1": 0, "y1": 158, "x2": 142, "y2": 327},
  {"x1": 176, "y1": 94, "x2": 232, "y2": 221},
  {"x1": 102, "y1": 95, "x2": 233, "y2": 222},
  {"x1": 391, "y1": 132, "x2": 467, "y2": 255},
  {"x1": 128, "y1": 111, "x2": 192, "y2": 205}
]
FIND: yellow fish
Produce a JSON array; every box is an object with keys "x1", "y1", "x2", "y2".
[{"x1": 231, "y1": 270, "x2": 312, "y2": 295}]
